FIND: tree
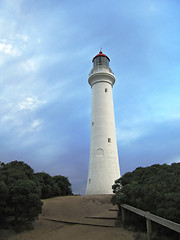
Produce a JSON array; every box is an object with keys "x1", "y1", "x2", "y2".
[
  {"x1": 53, "y1": 175, "x2": 72, "y2": 196},
  {"x1": 0, "y1": 161, "x2": 42, "y2": 231},
  {"x1": 34, "y1": 173, "x2": 72, "y2": 198},
  {"x1": 0, "y1": 160, "x2": 34, "y2": 186},
  {"x1": 0, "y1": 160, "x2": 73, "y2": 231},
  {"x1": 0, "y1": 181, "x2": 9, "y2": 227},
  {"x1": 34, "y1": 172, "x2": 56, "y2": 199},
  {"x1": 111, "y1": 163, "x2": 180, "y2": 239},
  {"x1": 9, "y1": 180, "x2": 42, "y2": 230}
]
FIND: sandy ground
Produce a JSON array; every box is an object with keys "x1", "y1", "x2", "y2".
[{"x1": 1, "y1": 195, "x2": 135, "y2": 240}]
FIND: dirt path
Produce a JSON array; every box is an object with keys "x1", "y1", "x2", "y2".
[{"x1": 2, "y1": 195, "x2": 135, "y2": 240}]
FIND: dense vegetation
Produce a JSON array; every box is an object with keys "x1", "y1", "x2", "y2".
[
  {"x1": 111, "y1": 163, "x2": 180, "y2": 240},
  {"x1": 0, "y1": 160, "x2": 72, "y2": 231}
]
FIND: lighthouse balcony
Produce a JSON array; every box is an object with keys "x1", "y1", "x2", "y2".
[{"x1": 89, "y1": 66, "x2": 114, "y2": 76}]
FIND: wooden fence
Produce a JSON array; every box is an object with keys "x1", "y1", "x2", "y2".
[{"x1": 119, "y1": 204, "x2": 180, "y2": 240}]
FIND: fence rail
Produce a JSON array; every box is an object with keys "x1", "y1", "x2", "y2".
[{"x1": 120, "y1": 204, "x2": 180, "y2": 240}]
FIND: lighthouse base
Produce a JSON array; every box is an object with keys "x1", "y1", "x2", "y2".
[{"x1": 86, "y1": 157, "x2": 120, "y2": 195}]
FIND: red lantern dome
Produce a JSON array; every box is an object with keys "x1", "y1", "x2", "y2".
[{"x1": 92, "y1": 51, "x2": 110, "y2": 62}]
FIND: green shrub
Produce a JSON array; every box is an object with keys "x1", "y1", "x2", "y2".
[{"x1": 112, "y1": 163, "x2": 180, "y2": 240}]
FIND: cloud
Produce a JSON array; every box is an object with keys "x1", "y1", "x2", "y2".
[
  {"x1": 0, "y1": 42, "x2": 21, "y2": 57},
  {"x1": 117, "y1": 127, "x2": 143, "y2": 145},
  {"x1": 17, "y1": 96, "x2": 46, "y2": 111},
  {"x1": 0, "y1": 42, "x2": 12, "y2": 54},
  {"x1": 167, "y1": 156, "x2": 180, "y2": 165},
  {"x1": 20, "y1": 59, "x2": 37, "y2": 72},
  {"x1": 0, "y1": 94, "x2": 46, "y2": 144},
  {"x1": 16, "y1": 34, "x2": 29, "y2": 42},
  {"x1": 21, "y1": 119, "x2": 42, "y2": 135},
  {"x1": 30, "y1": 119, "x2": 42, "y2": 132}
]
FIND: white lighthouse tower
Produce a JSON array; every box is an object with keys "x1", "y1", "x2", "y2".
[{"x1": 86, "y1": 51, "x2": 120, "y2": 195}]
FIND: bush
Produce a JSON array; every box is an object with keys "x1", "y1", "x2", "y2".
[
  {"x1": 34, "y1": 173, "x2": 72, "y2": 199},
  {"x1": 0, "y1": 160, "x2": 72, "y2": 231},
  {"x1": 112, "y1": 163, "x2": 180, "y2": 240},
  {"x1": 9, "y1": 180, "x2": 42, "y2": 229},
  {"x1": 0, "y1": 161, "x2": 43, "y2": 231}
]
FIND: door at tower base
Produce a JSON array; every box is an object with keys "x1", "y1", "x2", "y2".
[
  {"x1": 86, "y1": 51, "x2": 121, "y2": 195},
  {"x1": 86, "y1": 156, "x2": 120, "y2": 195}
]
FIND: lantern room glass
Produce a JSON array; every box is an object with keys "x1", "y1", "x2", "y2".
[{"x1": 93, "y1": 56, "x2": 109, "y2": 67}]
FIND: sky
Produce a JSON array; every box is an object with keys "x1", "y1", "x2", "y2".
[{"x1": 0, "y1": 0, "x2": 180, "y2": 194}]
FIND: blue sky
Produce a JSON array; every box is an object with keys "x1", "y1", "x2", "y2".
[{"x1": 0, "y1": 0, "x2": 180, "y2": 194}]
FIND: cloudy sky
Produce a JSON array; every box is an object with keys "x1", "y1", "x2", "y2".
[{"x1": 0, "y1": 0, "x2": 180, "y2": 194}]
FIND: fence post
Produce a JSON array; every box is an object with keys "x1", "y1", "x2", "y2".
[
  {"x1": 146, "y1": 212, "x2": 152, "y2": 240},
  {"x1": 121, "y1": 206, "x2": 125, "y2": 228}
]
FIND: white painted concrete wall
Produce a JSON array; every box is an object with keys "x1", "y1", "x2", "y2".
[{"x1": 86, "y1": 66, "x2": 120, "y2": 195}]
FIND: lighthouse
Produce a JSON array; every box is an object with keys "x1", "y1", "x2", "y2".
[{"x1": 86, "y1": 51, "x2": 120, "y2": 195}]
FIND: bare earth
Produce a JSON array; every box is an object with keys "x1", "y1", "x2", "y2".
[{"x1": 1, "y1": 195, "x2": 135, "y2": 240}]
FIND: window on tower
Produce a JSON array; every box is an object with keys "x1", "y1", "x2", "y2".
[
  {"x1": 108, "y1": 138, "x2": 111, "y2": 143},
  {"x1": 105, "y1": 88, "x2": 108, "y2": 92}
]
